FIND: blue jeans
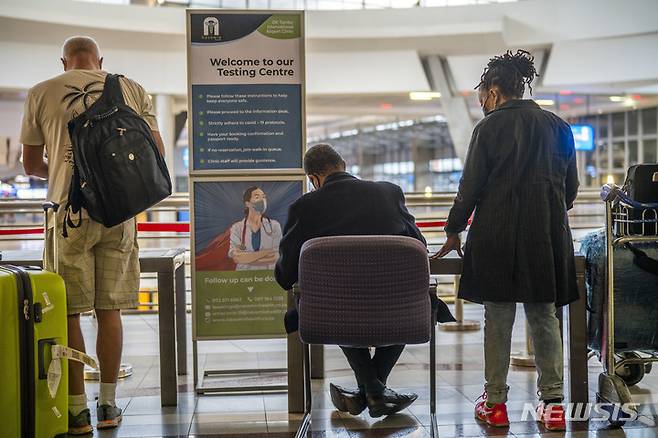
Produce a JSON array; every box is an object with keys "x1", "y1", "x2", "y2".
[{"x1": 483, "y1": 302, "x2": 564, "y2": 404}]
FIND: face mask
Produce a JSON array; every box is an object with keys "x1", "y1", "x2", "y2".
[
  {"x1": 481, "y1": 92, "x2": 492, "y2": 117},
  {"x1": 251, "y1": 199, "x2": 267, "y2": 214},
  {"x1": 309, "y1": 176, "x2": 320, "y2": 191}
]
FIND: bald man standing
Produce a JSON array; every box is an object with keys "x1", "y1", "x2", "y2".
[{"x1": 20, "y1": 36, "x2": 165, "y2": 435}]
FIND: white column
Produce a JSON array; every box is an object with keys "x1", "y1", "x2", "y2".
[
  {"x1": 425, "y1": 56, "x2": 475, "y2": 162},
  {"x1": 155, "y1": 94, "x2": 176, "y2": 179},
  {"x1": 154, "y1": 94, "x2": 177, "y2": 223}
]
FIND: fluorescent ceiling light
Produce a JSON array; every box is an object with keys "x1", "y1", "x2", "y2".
[
  {"x1": 535, "y1": 99, "x2": 555, "y2": 106},
  {"x1": 609, "y1": 96, "x2": 624, "y2": 102},
  {"x1": 409, "y1": 91, "x2": 441, "y2": 101}
]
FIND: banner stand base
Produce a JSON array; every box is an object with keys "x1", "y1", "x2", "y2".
[
  {"x1": 193, "y1": 340, "x2": 289, "y2": 395},
  {"x1": 197, "y1": 368, "x2": 288, "y2": 395}
]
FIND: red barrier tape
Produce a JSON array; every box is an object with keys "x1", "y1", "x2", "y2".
[
  {"x1": 0, "y1": 223, "x2": 192, "y2": 236},
  {"x1": 416, "y1": 221, "x2": 447, "y2": 228},
  {"x1": 0, "y1": 219, "x2": 457, "y2": 236},
  {"x1": 0, "y1": 228, "x2": 43, "y2": 235},
  {"x1": 138, "y1": 222, "x2": 190, "y2": 233}
]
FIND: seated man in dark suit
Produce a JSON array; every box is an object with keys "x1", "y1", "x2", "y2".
[{"x1": 276, "y1": 143, "x2": 442, "y2": 418}]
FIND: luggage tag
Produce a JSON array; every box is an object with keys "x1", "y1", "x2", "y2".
[
  {"x1": 41, "y1": 292, "x2": 54, "y2": 314},
  {"x1": 47, "y1": 345, "x2": 99, "y2": 399}
]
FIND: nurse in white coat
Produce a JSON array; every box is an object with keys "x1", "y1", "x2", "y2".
[{"x1": 228, "y1": 186, "x2": 282, "y2": 271}]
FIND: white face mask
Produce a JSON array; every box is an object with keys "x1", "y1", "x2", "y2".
[{"x1": 309, "y1": 175, "x2": 320, "y2": 191}]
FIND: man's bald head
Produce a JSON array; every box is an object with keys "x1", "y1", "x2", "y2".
[{"x1": 61, "y1": 36, "x2": 103, "y2": 71}]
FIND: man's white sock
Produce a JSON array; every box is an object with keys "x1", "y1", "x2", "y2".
[
  {"x1": 98, "y1": 382, "x2": 117, "y2": 407},
  {"x1": 69, "y1": 393, "x2": 88, "y2": 416}
]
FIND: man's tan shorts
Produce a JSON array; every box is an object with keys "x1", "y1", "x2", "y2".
[{"x1": 45, "y1": 218, "x2": 140, "y2": 315}]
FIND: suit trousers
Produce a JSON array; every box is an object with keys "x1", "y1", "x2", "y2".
[{"x1": 340, "y1": 345, "x2": 405, "y2": 395}]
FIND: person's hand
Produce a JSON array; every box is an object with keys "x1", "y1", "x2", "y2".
[
  {"x1": 430, "y1": 233, "x2": 463, "y2": 259},
  {"x1": 261, "y1": 252, "x2": 279, "y2": 263},
  {"x1": 252, "y1": 250, "x2": 278, "y2": 263}
]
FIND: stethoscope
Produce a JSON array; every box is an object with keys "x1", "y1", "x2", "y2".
[{"x1": 239, "y1": 216, "x2": 274, "y2": 250}]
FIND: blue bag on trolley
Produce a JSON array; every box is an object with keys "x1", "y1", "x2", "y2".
[{"x1": 581, "y1": 230, "x2": 658, "y2": 353}]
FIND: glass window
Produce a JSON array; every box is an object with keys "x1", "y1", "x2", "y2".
[
  {"x1": 599, "y1": 117, "x2": 608, "y2": 139},
  {"x1": 612, "y1": 113, "x2": 625, "y2": 137},
  {"x1": 612, "y1": 142, "x2": 624, "y2": 169},
  {"x1": 628, "y1": 110, "x2": 638, "y2": 136},
  {"x1": 598, "y1": 142, "x2": 609, "y2": 170},
  {"x1": 644, "y1": 139, "x2": 657, "y2": 164},
  {"x1": 642, "y1": 108, "x2": 657, "y2": 135},
  {"x1": 629, "y1": 140, "x2": 638, "y2": 166},
  {"x1": 583, "y1": 116, "x2": 595, "y2": 126}
]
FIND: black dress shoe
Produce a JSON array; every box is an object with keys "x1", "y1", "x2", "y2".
[
  {"x1": 390, "y1": 390, "x2": 418, "y2": 412},
  {"x1": 366, "y1": 388, "x2": 419, "y2": 418},
  {"x1": 329, "y1": 383, "x2": 349, "y2": 412},
  {"x1": 329, "y1": 383, "x2": 367, "y2": 415},
  {"x1": 343, "y1": 390, "x2": 367, "y2": 415}
]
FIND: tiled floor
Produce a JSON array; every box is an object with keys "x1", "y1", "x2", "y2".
[{"x1": 77, "y1": 304, "x2": 658, "y2": 437}]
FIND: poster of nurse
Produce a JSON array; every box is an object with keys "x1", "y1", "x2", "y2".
[{"x1": 194, "y1": 179, "x2": 303, "y2": 272}]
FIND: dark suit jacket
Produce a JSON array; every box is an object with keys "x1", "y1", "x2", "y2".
[
  {"x1": 275, "y1": 172, "x2": 454, "y2": 333},
  {"x1": 445, "y1": 99, "x2": 579, "y2": 306}
]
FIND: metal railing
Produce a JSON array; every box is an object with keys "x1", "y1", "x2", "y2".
[
  {"x1": 0, "y1": 188, "x2": 605, "y2": 313},
  {"x1": 0, "y1": 190, "x2": 605, "y2": 233},
  {"x1": 0, "y1": 188, "x2": 604, "y2": 216}
]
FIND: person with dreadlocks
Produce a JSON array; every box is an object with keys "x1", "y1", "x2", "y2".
[{"x1": 432, "y1": 50, "x2": 579, "y2": 431}]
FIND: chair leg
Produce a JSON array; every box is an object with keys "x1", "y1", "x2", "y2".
[
  {"x1": 429, "y1": 324, "x2": 439, "y2": 437},
  {"x1": 295, "y1": 343, "x2": 312, "y2": 438}
]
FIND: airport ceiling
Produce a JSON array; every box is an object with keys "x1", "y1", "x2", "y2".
[
  {"x1": 304, "y1": 92, "x2": 658, "y2": 139},
  {"x1": 0, "y1": 0, "x2": 657, "y2": 140}
]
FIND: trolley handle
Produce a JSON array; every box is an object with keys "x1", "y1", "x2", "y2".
[{"x1": 600, "y1": 184, "x2": 658, "y2": 210}]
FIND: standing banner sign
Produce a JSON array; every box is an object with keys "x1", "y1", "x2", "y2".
[
  {"x1": 187, "y1": 10, "x2": 305, "y2": 173},
  {"x1": 187, "y1": 10, "x2": 305, "y2": 341},
  {"x1": 191, "y1": 176, "x2": 304, "y2": 339}
]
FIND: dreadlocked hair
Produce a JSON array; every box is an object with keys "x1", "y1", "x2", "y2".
[{"x1": 475, "y1": 49, "x2": 538, "y2": 98}]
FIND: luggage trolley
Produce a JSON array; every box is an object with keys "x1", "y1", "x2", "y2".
[{"x1": 598, "y1": 183, "x2": 658, "y2": 426}]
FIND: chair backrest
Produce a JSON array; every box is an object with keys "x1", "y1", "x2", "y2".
[{"x1": 298, "y1": 235, "x2": 431, "y2": 347}]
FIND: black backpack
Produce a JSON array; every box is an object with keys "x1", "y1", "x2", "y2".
[
  {"x1": 621, "y1": 163, "x2": 658, "y2": 236},
  {"x1": 64, "y1": 74, "x2": 172, "y2": 236}
]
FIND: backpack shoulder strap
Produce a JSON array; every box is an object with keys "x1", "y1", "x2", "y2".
[{"x1": 102, "y1": 73, "x2": 125, "y2": 106}]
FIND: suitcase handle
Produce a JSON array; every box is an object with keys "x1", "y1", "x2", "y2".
[
  {"x1": 38, "y1": 338, "x2": 57, "y2": 380},
  {"x1": 42, "y1": 202, "x2": 59, "y2": 212},
  {"x1": 42, "y1": 202, "x2": 60, "y2": 273}
]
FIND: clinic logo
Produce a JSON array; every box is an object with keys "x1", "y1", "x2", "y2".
[{"x1": 203, "y1": 17, "x2": 221, "y2": 41}]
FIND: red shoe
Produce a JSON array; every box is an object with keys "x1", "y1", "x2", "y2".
[
  {"x1": 536, "y1": 403, "x2": 566, "y2": 431},
  {"x1": 474, "y1": 393, "x2": 510, "y2": 427}
]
